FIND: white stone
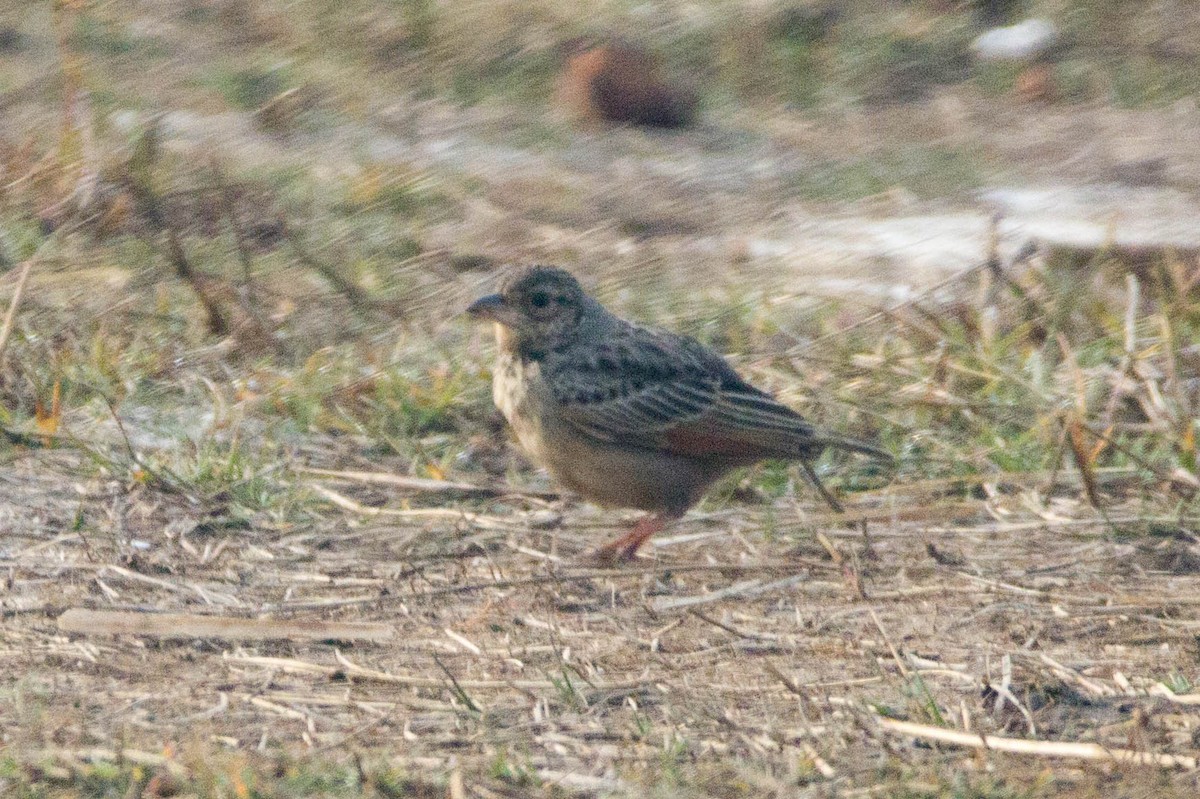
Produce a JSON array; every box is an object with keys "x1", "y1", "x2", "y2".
[{"x1": 971, "y1": 19, "x2": 1057, "y2": 62}]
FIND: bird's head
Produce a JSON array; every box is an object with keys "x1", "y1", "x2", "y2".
[{"x1": 467, "y1": 266, "x2": 590, "y2": 353}]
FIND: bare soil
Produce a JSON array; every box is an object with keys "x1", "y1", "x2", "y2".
[{"x1": 4, "y1": 444, "x2": 1200, "y2": 795}]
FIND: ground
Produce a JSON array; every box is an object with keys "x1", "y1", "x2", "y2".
[
  {"x1": 2, "y1": 1, "x2": 1200, "y2": 797},
  {"x1": 7, "y1": 452, "x2": 1200, "y2": 798}
]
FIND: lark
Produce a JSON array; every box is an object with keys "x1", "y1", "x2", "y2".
[{"x1": 468, "y1": 266, "x2": 891, "y2": 562}]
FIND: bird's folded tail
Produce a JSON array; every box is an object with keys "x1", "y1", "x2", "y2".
[{"x1": 816, "y1": 432, "x2": 895, "y2": 465}]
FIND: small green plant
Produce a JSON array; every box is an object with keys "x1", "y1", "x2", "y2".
[
  {"x1": 549, "y1": 666, "x2": 587, "y2": 711},
  {"x1": 488, "y1": 750, "x2": 536, "y2": 787},
  {"x1": 631, "y1": 710, "x2": 654, "y2": 741},
  {"x1": 1163, "y1": 672, "x2": 1193, "y2": 694},
  {"x1": 138, "y1": 435, "x2": 282, "y2": 510},
  {"x1": 905, "y1": 673, "x2": 946, "y2": 727},
  {"x1": 659, "y1": 731, "x2": 692, "y2": 786}
]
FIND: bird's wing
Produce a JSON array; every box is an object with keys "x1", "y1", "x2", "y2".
[{"x1": 547, "y1": 327, "x2": 830, "y2": 460}]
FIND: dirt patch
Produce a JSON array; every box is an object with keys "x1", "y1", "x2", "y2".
[{"x1": 3, "y1": 449, "x2": 1200, "y2": 795}]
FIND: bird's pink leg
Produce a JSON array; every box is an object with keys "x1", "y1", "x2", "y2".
[{"x1": 589, "y1": 514, "x2": 669, "y2": 564}]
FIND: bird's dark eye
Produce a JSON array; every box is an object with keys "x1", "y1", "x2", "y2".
[{"x1": 529, "y1": 291, "x2": 550, "y2": 309}]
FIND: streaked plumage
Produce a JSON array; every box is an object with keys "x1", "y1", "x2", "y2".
[{"x1": 468, "y1": 265, "x2": 891, "y2": 561}]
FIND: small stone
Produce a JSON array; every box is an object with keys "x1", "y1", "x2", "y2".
[
  {"x1": 527, "y1": 510, "x2": 563, "y2": 530},
  {"x1": 971, "y1": 19, "x2": 1057, "y2": 62}
]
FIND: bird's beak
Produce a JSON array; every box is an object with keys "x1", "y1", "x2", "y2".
[
  {"x1": 466, "y1": 293, "x2": 504, "y2": 319},
  {"x1": 466, "y1": 293, "x2": 515, "y2": 325}
]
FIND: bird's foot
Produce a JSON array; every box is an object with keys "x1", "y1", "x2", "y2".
[{"x1": 584, "y1": 515, "x2": 666, "y2": 564}]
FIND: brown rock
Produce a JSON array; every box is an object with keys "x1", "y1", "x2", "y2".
[{"x1": 555, "y1": 40, "x2": 698, "y2": 128}]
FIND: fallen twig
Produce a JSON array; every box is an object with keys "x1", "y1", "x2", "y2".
[
  {"x1": 25, "y1": 747, "x2": 187, "y2": 778},
  {"x1": 1150, "y1": 684, "x2": 1200, "y2": 705},
  {"x1": 299, "y1": 466, "x2": 505, "y2": 496},
  {"x1": 875, "y1": 716, "x2": 1196, "y2": 769},
  {"x1": 57, "y1": 608, "x2": 394, "y2": 642},
  {"x1": 653, "y1": 574, "x2": 807, "y2": 612},
  {"x1": 223, "y1": 650, "x2": 648, "y2": 694},
  {"x1": 307, "y1": 483, "x2": 521, "y2": 530},
  {"x1": 0, "y1": 256, "x2": 35, "y2": 368}
]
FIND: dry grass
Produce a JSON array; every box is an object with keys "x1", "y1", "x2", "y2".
[
  {"x1": 2, "y1": 1, "x2": 1200, "y2": 797},
  {"x1": 3, "y1": 452, "x2": 1200, "y2": 797}
]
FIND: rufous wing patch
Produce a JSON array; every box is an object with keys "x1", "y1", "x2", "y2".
[{"x1": 663, "y1": 422, "x2": 773, "y2": 459}]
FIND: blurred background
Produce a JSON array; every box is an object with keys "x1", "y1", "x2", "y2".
[
  {"x1": 3, "y1": 0, "x2": 1199, "y2": 466},
  {"x1": 4, "y1": 0, "x2": 1198, "y2": 301}
]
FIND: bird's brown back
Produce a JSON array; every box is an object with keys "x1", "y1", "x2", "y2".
[{"x1": 481, "y1": 265, "x2": 890, "y2": 470}]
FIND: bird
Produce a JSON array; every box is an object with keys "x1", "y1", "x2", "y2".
[{"x1": 467, "y1": 266, "x2": 892, "y2": 562}]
